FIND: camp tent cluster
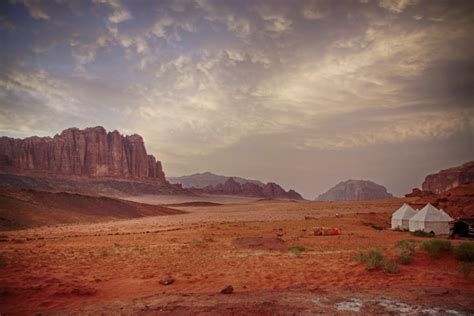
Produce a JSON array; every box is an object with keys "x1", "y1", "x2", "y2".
[{"x1": 391, "y1": 203, "x2": 454, "y2": 235}]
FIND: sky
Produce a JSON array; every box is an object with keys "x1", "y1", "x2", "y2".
[{"x1": 0, "y1": 0, "x2": 473, "y2": 199}]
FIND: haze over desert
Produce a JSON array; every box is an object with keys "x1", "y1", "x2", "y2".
[{"x1": 1, "y1": 0, "x2": 473, "y2": 315}]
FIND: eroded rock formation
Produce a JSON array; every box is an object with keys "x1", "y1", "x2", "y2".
[
  {"x1": 422, "y1": 161, "x2": 474, "y2": 194},
  {"x1": 0, "y1": 126, "x2": 166, "y2": 183}
]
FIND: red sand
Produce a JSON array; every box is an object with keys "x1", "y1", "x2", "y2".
[{"x1": 0, "y1": 198, "x2": 473, "y2": 314}]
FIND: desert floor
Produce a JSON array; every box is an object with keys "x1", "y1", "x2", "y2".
[{"x1": 1, "y1": 197, "x2": 473, "y2": 315}]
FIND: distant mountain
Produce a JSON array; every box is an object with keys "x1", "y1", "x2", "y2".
[
  {"x1": 317, "y1": 179, "x2": 394, "y2": 201},
  {"x1": 168, "y1": 172, "x2": 265, "y2": 188},
  {"x1": 422, "y1": 161, "x2": 474, "y2": 194},
  {"x1": 169, "y1": 173, "x2": 304, "y2": 200}
]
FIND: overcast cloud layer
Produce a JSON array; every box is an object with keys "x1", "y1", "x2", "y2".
[{"x1": 1, "y1": 0, "x2": 473, "y2": 198}]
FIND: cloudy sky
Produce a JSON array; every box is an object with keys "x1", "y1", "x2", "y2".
[{"x1": 1, "y1": 0, "x2": 473, "y2": 198}]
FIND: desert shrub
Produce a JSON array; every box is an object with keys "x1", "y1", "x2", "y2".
[
  {"x1": 190, "y1": 239, "x2": 203, "y2": 246},
  {"x1": 411, "y1": 230, "x2": 435, "y2": 238},
  {"x1": 357, "y1": 249, "x2": 400, "y2": 273},
  {"x1": 460, "y1": 262, "x2": 473, "y2": 279},
  {"x1": 420, "y1": 239, "x2": 452, "y2": 259},
  {"x1": 383, "y1": 260, "x2": 400, "y2": 274},
  {"x1": 288, "y1": 246, "x2": 305, "y2": 256},
  {"x1": 395, "y1": 239, "x2": 418, "y2": 256},
  {"x1": 100, "y1": 248, "x2": 108, "y2": 256},
  {"x1": 356, "y1": 249, "x2": 386, "y2": 270},
  {"x1": 363, "y1": 222, "x2": 383, "y2": 230},
  {"x1": 454, "y1": 242, "x2": 474, "y2": 262},
  {"x1": 396, "y1": 253, "x2": 412, "y2": 265}
]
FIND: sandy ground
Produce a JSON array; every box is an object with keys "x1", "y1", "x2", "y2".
[{"x1": 1, "y1": 197, "x2": 473, "y2": 315}]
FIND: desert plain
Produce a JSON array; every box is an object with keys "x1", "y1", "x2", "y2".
[{"x1": 1, "y1": 196, "x2": 473, "y2": 315}]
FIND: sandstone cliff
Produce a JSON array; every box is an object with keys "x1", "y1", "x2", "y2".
[
  {"x1": 405, "y1": 183, "x2": 474, "y2": 218},
  {"x1": 0, "y1": 126, "x2": 166, "y2": 183},
  {"x1": 422, "y1": 161, "x2": 474, "y2": 194},
  {"x1": 317, "y1": 179, "x2": 394, "y2": 201}
]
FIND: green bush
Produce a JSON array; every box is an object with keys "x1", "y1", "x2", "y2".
[
  {"x1": 383, "y1": 260, "x2": 400, "y2": 274},
  {"x1": 420, "y1": 239, "x2": 452, "y2": 259},
  {"x1": 357, "y1": 249, "x2": 400, "y2": 273},
  {"x1": 288, "y1": 246, "x2": 305, "y2": 257},
  {"x1": 454, "y1": 242, "x2": 474, "y2": 262},
  {"x1": 190, "y1": 239, "x2": 203, "y2": 246},
  {"x1": 356, "y1": 249, "x2": 386, "y2": 270},
  {"x1": 395, "y1": 239, "x2": 418, "y2": 256},
  {"x1": 397, "y1": 253, "x2": 412, "y2": 265}
]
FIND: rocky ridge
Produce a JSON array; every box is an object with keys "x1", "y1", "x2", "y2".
[
  {"x1": 191, "y1": 177, "x2": 304, "y2": 200},
  {"x1": 422, "y1": 161, "x2": 474, "y2": 194}
]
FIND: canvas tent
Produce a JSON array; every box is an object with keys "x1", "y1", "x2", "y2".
[
  {"x1": 408, "y1": 203, "x2": 454, "y2": 235},
  {"x1": 391, "y1": 203, "x2": 417, "y2": 230}
]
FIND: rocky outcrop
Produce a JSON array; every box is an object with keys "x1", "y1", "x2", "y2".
[
  {"x1": 0, "y1": 126, "x2": 166, "y2": 183},
  {"x1": 168, "y1": 172, "x2": 265, "y2": 188},
  {"x1": 422, "y1": 161, "x2": 474, "y2": 194},
  {"x1": 192, "y1": 177, "x2": 304, "y2": 200},
  {"x1": 317, "y1": 180, "x2": 394, "y2": 201},
  {"x1": 405, "y1": 183, "x2": 474, "y2": 218}
]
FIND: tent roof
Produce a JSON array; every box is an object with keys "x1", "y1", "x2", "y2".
[
  {"x1": 392, "y1": 203, "x2": 417, "y2": 220},
  {"x1": 410, "y1": 203, "x2": 453, "y2": 222}
]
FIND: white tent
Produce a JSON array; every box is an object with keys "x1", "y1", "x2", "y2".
[
  {"x1": 408, "y1": 203, "x2": 454, "y2": 235},
  {"x1": 391, "y1": 203, "x2": 417, "y2": 230}
]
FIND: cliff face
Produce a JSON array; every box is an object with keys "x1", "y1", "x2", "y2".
[
  {"x1": 422, "y1": 161, "x2": 474, "y2": 194},
  {"x1": 317, "y1": 179, "x2": 394, "y2": 201},
  {"x1": 0, "y1": 126, "x2": 166, "y2": 183},
  {"x1": 405, "y1": 183, "x2": 474, "y2": 218}
]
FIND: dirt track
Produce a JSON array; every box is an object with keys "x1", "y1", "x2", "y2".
[{"x1": 1, "y1": 198, "x2": 473, "y2": 314}]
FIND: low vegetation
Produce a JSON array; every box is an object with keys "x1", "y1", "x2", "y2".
[
  {"x1": 288, "y1": 246, "x2": 306, "y2": 257},
  {"x1": 190, "y1": 239, "x2": 204, "y2": 246},
  {"x1": 411, "y1": 230, "x2": 434, "y2": 238},
  {"x1": 396, "y1": 253, "x2": 412, "y2": 265},
  {"x1": 356, "y1": 249, "x2": 399, "y2": 273},
  {"x1": 420, "y1": 239, "x2": 452, "y2": 259},
  {"x1": 453, "y1": 242, "x2": 474, "y2": 262}
]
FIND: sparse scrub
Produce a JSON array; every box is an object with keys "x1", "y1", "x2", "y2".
[
  {"x1": 370, "y1": 224, "x2": 384, "y2": 231},
  {"x1": 411, "y1": 230, "x2": 434, "y2": 238},
  {"x1": 383, "y1": 260, "x2": 400, "y2": 274},
  {"x1": 356, "y1": 249, "x2": 386, "y2": 270},
  {"x1": 288, "y1": 246, "x2": 305, "y2": 257},
  {"x1": 357, "y1": 249, "x2": 400, "y2": 273},
  {"x1": 395, "y1": 239, "x2": 418, "y2": 256},
  {"x1": 100, "y1": 248, "x2": 108, "y2": 256},
  {"x1": 420, "y1": 239, "x2": 451, "y2": 259},
  {"x1": 396, "y1": 253, "x2": 412, "y2": 265},
  {"x1": 190, "y1": 239, "x2": 203, "y2": 246},
  {"x1": 454, "y1": 242, "x2": 474, "y2": 262}
]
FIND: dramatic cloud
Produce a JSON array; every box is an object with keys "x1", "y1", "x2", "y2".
[{"x1": 1, "y1": 0, "x2": 473, "y2": 198}]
